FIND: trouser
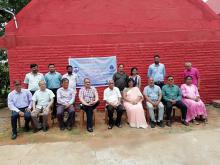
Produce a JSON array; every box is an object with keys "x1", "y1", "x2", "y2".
[
  {"x1": 106, "y1": 104, "x2": 123, "y2": 126},
  {"x1": 81, "y1": 101, "x2": 100, "y2": 129},
  {"x1": 164, "y1": 101, "x2": 187, "y2": 121},
  {"x1": 11, "y1": 107, "x2": 31, "y2": 134},
  {"x1": 146, "y1": 102, "x2": 164, "y2": 122},
  {"x1": 49, "y1": 88, "x2": 58, "y2": 118},
  {"x1": 31, "y1": 108, "x2": 49, "y2": 129},
  {"x1": 57, "y1": 104, "x2": 75, "y2": 128},
  {"x1": 154, "y1": 81, "x2": 165, "y2": 89}
]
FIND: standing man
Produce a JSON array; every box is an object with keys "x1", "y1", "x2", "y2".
[
  {"x1": 45, "y1": 64, "x2": 62, "y2": 118},
  {"x1": 113, "y1": 64, "x2": 129, "y2": 92},
  {"x1": 148, "y1": 54, "x2": 166, "y2": 89},
  {"x1": 184, "y1": 62, "x2": 200, "y2": 89},
  {"x1": 24, "y1": 64, "x2": 44, "y2": 95},
  {"x1": 57, "y1": 78, "x2": 76, "y2": 131},
  {"x1": 162, "y1": 76, "x2": 189, "y2": 127},
  {"x1": 8, "y1": 80, "x2": 32, "y2": 140},
  {"x1": 31, "y1": 80, "x2": 55, "y2": 132},
  {"x1": 143, "y1": 77, "x2": 164, "y2": 128},
  {"x1": 62, "y1": 65, "x2": 78, "y2": 93},
  {"x1": 79, "y1": 78, "x2": 100, "y2": 132},
  {"x1": 104, "y1": 80, "x2": 123, "y2": 129}
]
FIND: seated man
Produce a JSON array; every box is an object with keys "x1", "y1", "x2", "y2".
[
  {"x1": 143, "y1": 77, "x2": 164, "y2": 128},
  {"x1": 31, "y1": 80, "x2": 55, "y2": 132},
  {"x1": 7, "y1": 80, "x2": 32, "y2": 140},
  {"x1": 79, "y1": 78, "x2": 99, "y2": 132},
  {"x1": 104, "y1": 80, "x2": 123, "y2": 129},
  {"x1": 57, "y1": 78, "x2": 76, "y2": 131},
  {"x1": 162, "y1": 75, "x2": 189, "y2": 127}
]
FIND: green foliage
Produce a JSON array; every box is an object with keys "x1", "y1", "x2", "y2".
[{"x1": 0, "y1": 49, "x2": 9, "y2": 97}]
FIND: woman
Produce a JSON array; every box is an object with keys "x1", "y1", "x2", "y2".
[
  {"x1": 181, "y1": 76, "x2": 208, "y2": 124},
  {"x1": 129, "y1": 67, "x2": 141, "y2": 89},
  {"x1": 123, "y1": 78, "x2": 148, "y2": 128}
]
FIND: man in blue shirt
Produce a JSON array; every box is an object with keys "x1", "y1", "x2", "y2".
[
  {"x1": 148, "y1": 54, "x2": 166, "y2": 89},
  {"x1": 45, "y1": 64, "x2": 62, "y2": 118},
  {"x1": 8, "y1": 80, "x2": 32, "y2": 140}
]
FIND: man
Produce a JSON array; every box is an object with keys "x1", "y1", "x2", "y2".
[
  {"x1": 104, "y1": 80, "x2": 123, "y2": 129},
  {"x1": 24, "y1": 64, "x2": 44, "y2": 95},
  {"x1": 162, "y1": 76, "x2": 189, "y2": 127},
  {"x1": 7, "y1": 80, "x2": 32, "y2": 140},
  {"x1": 143, "y1": 77, "x2": 164, "y2": 128},
  {"x1": 45, "y1": 64, "x2": 62, "y2": 118},
  {"x1": 113, "y1": 64, "x2": 129, "y2": 92},
  {"x1": 31, "y1": 80, "x2": 55, "y2": 132},
  {"x1": 79, "y1": 78, "x2": 99, "y2": 132},
  {"x1": 57, "y1": 78, "x2": 76, "y2": 131},
  {"x1": 184, "y1": 62, "x2": 200, "y2": 89},
  {"x1": 62, "y1": 65, "x2": 78, "y2": 93},
  {"x1": 148, "y1": 54, "x2": 166, "y2": 89}
]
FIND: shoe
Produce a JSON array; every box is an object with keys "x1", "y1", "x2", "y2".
[
  {"x1": 67, "y1": 126, "x2": 72, "y2": 131},
  {"x1": 192, "y1": 119, "x2": 200, "y2": 125},
  {"x1": 159, "y1": 121, "x2": 164, "y2": 128},
  {"x1": 166, "y1": 121, "x2": 172, "y2": 127},
  {"x1": 182, "y1": 120, "x2": 189, "y2": 126},
  {"x1": 116, "y1": 123, "x2": 122, "y2": 128},
  {"x1": 11, "y1": 134, "x2": 17, "y2": 140},
  {"x1": 23, "y1": 126, "x2": 30, "y2": 132},
  {"x1": 87, "y1": 128, "x2": 93, "y2": 132},
  {"x1": 150, "y1": 121, "x2": 156, "y2": 128},
  {"x1": 33, "y1": 127, "x2": 42, "y2": 133},
  {"x1": 60, "y1": 126, "x2": 65, "y2": 131},
  {"x1": 108, "y1": 125, "x2": 113, "y2": 129},
  {"x1": 43, "y1": 126, "x2": 48, "y2": 132}
]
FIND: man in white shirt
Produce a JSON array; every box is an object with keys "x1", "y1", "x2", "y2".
[
  {"x1": 24, "y1": 64, "x2": 45, "y2": 95},
  {"x1": 62, "y1": 65, "x2": 78, "y2": 93},
  {"x1": 103, "y1": 80, "x2": 123, "y2": 129},
  {"x1": 31, "y1": 80, "x2": 55, "y2": 132}
]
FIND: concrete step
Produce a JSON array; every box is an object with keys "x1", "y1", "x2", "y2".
[{"x1": 212, "y1": 100, "x2": 220, "y2": 108}]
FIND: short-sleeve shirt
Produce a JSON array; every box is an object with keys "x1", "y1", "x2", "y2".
[
  {"x1": 79, "y1": 86, "x2": 98, "y2": 103},
  {"x1": 45, "y1": 72, "x2": 62, "y2": 89},
  {"x1": 103, "y1": 87, "x2": 121, "y2": 105},
  {"x1": 32, "y1": 89, "x2": 55, "y2": 109},
  {"x1": 184, "y1": 67, "x2": 200, "y2": 86},
  {"x1": 24, "y1": 72, "x2": 44, "y2": 91},
  {"x1": 113, "y1": 72, "x2": 129, "y2": 91},
  {"x1": 143, "y1": 85, "x2": 161, "y2": 101},
  {"x1": 148, "y1": 63, "x2": 166, "y2": 82}
]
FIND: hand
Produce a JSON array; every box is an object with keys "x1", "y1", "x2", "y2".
[
  {"x1": 195, "y1": 97, "x2": 200, "y2": 102},
  {"x1": 170, "y1": 100, "x2": 176, "y2": 105},
  {"x1": 19, "y1": 111, "x2": 24, "y2": 117},
  {"x1": 25, "y1": 108, "x2": 31, "y2": 112},
  {"x1": 65, "y1": 104, "x2": 71, "y2": 109}
]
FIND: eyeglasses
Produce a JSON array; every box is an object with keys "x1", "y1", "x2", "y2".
[{"x1": 168, "y1": 79, "x2": 173, "y2": 81}]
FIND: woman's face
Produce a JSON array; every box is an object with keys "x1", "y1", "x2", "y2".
[
  {"x1": 186, "y1": 77, "x2": 192, "y2": 85},
  {"x1": 128, "y1": 81, "x2": 134, "y2": 87},
  {"x1": 132, "y1": 69, "x2": 137, "y2": 75}
]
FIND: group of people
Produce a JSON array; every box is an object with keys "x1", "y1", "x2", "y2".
[{"x1": 7, "y1": 55, "x2": 208, "y2": 140}]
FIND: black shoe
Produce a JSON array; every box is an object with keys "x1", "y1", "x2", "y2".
[
  {"x1": 23, "y1": 126, "x2": 30, "y2": 132},
  {"x1": 159, "y1": 121, "x2": 164, "y2": 128},
  {"x1": 11, "y1": 134, "x2": 17, "y2": 140},
  {"x1": 150, "y1": 121, "x2": 156, "y2": 128},
  {"x1": 43, "y1": 126, "x2": 48, "y2": 132},
  {"x1": 60, "y1": 126, "x2": 65, "y2": 131},
  {"x1": 116, "y1": 123, "x2": 122, "y2": 128},
  {"x1": 182, "y1": 120, "x2": 189, "y2": 126},
  {"x1": 166, "y1": 121, "x2": 172, "y2": 127},
  {"x1": 108, "y1": 125, "x2": 113, "y2": 129},
  {"x1": 33, "y1": 127, "x2": 42, "y2": 133},
  {"x1": 67, "y1": 126, "x2": 72, "y2": 131},
  {"x1": 87, "y1": 128, "x2": 93, "y2": 132}
]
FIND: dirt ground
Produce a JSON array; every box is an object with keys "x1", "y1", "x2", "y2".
[{"x1": 0, "y1": 105, "x2": 220, "y2": 164}]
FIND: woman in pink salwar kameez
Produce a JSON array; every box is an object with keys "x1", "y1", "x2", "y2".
[
  {"x1": 181, "y1": 76, "x2": 208, "y2": 123},
  {"x1": 123, "y1": 78, "x2": 148, "y2": 129}
]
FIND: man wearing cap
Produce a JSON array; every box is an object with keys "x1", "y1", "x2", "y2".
[{"x1": 7, "y1": 80, "x2": 32, "y2": 140}]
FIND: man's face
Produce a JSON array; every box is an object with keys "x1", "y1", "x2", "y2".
[
  {"x1": 39, "y1": 81, "x2": 46, "y2": 90},
  {"x1": 167, "y1": 77, "x2": 174, "y2": 85},
  {"x1": 67, "y1": 67, "x2": 72, "y2": 74},
  {"x1": 62, "y1": 81, "x2": 69, "y2": 89},
  {"x1": 108, "y1": 80, "x2": 114, "y2": 89},
  {"x1": 84, "y1": 79, "x2": 91, "y2": 88},
  {"x1": 186, "y1": 77, "x2": 192, "y2": 85},
  {"x1": 118, "y1": 65, "x2": 124, "y2": 72},
  {"x1": 31, "y1": 66, "x2": 38, "y2": 73},
  {"x1": 14, "y1": 84, "x2": 21, "y2": 92},
  {"x1": 49, "y1": 65, "x2": 55, "y2": 72},
  {"x1": 185, "y1": 64, "x2": 191, "y2": 70},
  {"x1": 154, "y1": 57, "x2": 160, "y2": 64},
  {"x1": 148, "y1": 78, "x2": 154, "y2": 86}
]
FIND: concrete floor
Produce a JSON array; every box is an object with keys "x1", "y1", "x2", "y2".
[{"x1": 0, "y1": 106, "x2": 220, "y2": 165}]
